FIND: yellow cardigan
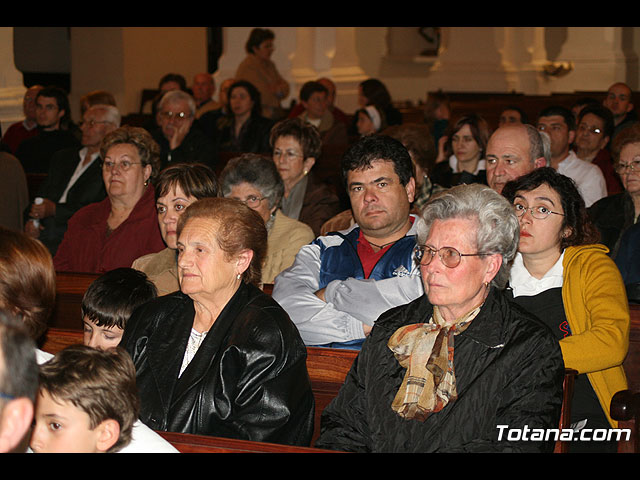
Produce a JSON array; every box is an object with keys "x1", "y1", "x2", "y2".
[{"x1": 561, "y1": 244, "x2": 630, "y2": 427}]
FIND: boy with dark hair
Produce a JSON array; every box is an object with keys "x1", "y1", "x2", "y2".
[
  {"x1": 30, "y1": 345, "x2": 139, "y2": 453},
  {"x1": 82, "y1": 268, "x2": 157, "y2": 350}
]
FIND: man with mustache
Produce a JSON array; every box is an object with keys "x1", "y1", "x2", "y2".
[{"x1": 273, "y1": 135, "x2": 424, "y2": 349}]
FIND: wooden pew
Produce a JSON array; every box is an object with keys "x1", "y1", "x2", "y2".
[
  {"x1": 51, "y1": 272, "x2": 99, "y2": 330},
  {"x1": 155, "y1": 431, "x2": 339, "y2": 453},
  {"x1": 610, "y1": 303, "x2": 640, "y2": 453},
  {"x1": 306, "y1": 346, "x2": 357, "y2": 445}
]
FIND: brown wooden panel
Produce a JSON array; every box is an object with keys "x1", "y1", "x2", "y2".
[{"x1": 155, "y1": 430, "x2": 341, "y2": 453}]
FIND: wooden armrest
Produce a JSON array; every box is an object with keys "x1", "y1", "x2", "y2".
[{"x1": 611, "y1": 389, "x2": 640, "y2": 422}]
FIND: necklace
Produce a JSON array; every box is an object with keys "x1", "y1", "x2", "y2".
[{"x1": 367, "y1": 239, "x2": 397, "y2": 250}]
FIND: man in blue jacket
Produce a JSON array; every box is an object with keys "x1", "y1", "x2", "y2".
[{"x1": 273, "y1": 135, "x2": 424, "y2": 348}]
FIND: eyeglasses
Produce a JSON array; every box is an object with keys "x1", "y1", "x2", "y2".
[
  {"x1": 513, "y1": 203, "x2": 565, "y2": 220},
  {"x1": 159, "y1": 111, "x2": 191, "y2": 121},
  {"x1": 414, "y1": 245, "x2": 489, "y2": 268},
  {"x1": 615, "y1": 160, "x2": 640, "y2": 175},
  {"x1": 273, "y1": 149, "x2": 303, "y2": 162},
  {"x1": 81, "y1": 119, "x2": 112, "y2": 128},
  {"x1": 102, "y1": 160, "x2": 143, "y2": 172},
  {"x1": 577, "y1": 123, "x2": 603, "y2": 135},
  {"x1": 235, "y1": 195, "x2": 267, "y2": 209}
]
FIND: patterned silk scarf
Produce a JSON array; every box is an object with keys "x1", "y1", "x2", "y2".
[{"x1": 387, "y1": 304, "x2": 481, "y2": 421}]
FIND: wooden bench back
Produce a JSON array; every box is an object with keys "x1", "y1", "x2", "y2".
[{"x1": 155, "y1": 430, "x2": 339, "y2": 453}]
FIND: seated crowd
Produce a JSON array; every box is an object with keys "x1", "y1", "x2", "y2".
[{"x1": 0, "y1": 45, "x2": 638, "y2": 453}]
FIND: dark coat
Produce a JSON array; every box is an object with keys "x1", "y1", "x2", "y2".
[
  {"x1": 151, "y1": 126, "x2": 218, "y2": 171},
  {"x1": 588, "y1": 191, "x2": 635, "y2": 258},
  {"x1": 315, "y1": 288, "x2": 565, "y2": 453},
  {"x1": 215, "y1": 114, "x2": 274, "y2": 154},
  {"x1": 121, "y1": 282, "x2": 315, "y2": 446},
  {"x1": 430, "y1": 160, "x2": 488, "y2": 188},
  {"x1": 15, "y1": 128, "x2": 81, "y2": 174},
  {"x1": 27, "y1": 147, "x2": 107, "y2": 256}
]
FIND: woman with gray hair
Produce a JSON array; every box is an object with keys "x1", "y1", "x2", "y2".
[
  {"x1": 220, "y1": 153, "x2": 315, "y2": 284},
  {"x1": 316, "y1": 183, "x2": 565, "y2": 453}
]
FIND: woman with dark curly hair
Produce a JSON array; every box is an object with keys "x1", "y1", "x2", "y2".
[
  {"x1": 54, "y1": 126, "x2": 165, "y2": 273},
  {"x1": 502, "y1": 167, "x2": 629, "y2": 453}
]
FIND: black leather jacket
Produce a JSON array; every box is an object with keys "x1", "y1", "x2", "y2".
[
  {"x1": 121, "y1": 282, "x2": 315, "y2": 446},
  {"x1": 315, "y1": 288, "x2": 565, "y2": 453}
]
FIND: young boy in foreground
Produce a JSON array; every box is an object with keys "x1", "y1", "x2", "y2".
[
  {"x1": 30, "y1": 345, "x2": 138, "y2": 453},
  {"x1": 81, "y1": 268, "x2": 157, "y2": 350}
]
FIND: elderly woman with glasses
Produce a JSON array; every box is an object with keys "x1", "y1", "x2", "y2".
[
  {"x1": 220, "y1": 153, "x2": 315, "y2": 284},
  {"x1": 269, "y1": 117, "x2": 341, "y2": 236},
  {"x1": 54, "y1": 126, "x2": 165, "y2": 273},
  {"x1": 589, "y1": 122, "x2": 640, "y2": 258},
  {"x1": 502, "y1": 167, "x2": 628, "y2": 453},
  {"x1": 316, "y1": 183, "x2": 564, "y2": 453}
]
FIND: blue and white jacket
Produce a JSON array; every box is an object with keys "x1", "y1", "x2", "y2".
[{"x1": 272, "y1": 215, "x2": 424, "y2": 346}]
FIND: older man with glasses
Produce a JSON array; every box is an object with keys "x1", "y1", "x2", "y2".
[
  {"x1": 24, "y1": 104, "x2": 120, "y2": 256},
  {"x1": 573, "y1": 103, "x2": 623, "y2": 195},
  {"x1": 151, "y1": 90, "x2": 218, "y2": 170}
]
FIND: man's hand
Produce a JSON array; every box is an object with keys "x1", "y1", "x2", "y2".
[
  {"x1": 169, "y1": 121, "x2": 190, "y2": 150},
  {"x1": 24, "y1": 220, "x2": 42, "y2": 238},
  {"x1": 314, "y1": 288, "x2": 326, "y2": 301},
  {"x1": 29, "y1": 198, "x2": 56, "y2": 219}
]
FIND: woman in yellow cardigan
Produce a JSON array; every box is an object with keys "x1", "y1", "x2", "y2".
[{"x1": 502, "y1": 167, "x2": 629, "y2": 453}]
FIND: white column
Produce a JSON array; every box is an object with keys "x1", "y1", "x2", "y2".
[
  {"x1": 0, "y1": 27, "x2": 26, "y2": 134},
  {"x1": 501, "y1": 27, "x2": 550, "y2": 94},
  {"x1": 289, "y1": 27, "x2": 366, "y2": 113},
  {"x1": 427, "y1": 27, "x2": 510, "y2": 91}
]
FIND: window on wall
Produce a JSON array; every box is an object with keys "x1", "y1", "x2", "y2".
[{"x1": 13, "y1": 27, "x2": 71, "y2": 92}]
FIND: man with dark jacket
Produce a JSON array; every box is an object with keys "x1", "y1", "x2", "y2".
[
  {"x1": 151, "y1": 90, "x2": 218, "y2": 170},
  {"x1": 15, "y1": 86, "x2": 80, "y2": 174},
  {"x1": 24, "y1": 104, "x2": 119, "y2": 255}
]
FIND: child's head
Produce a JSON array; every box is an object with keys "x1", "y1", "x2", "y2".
[
  {"x1": 30, "y1": 344, "x2": 139, "y2": 453},
  {"x1": 81, "y1": 268, "x2": 157, "y2": 350}
]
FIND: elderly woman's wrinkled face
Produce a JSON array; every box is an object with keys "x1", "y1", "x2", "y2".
[
  {"x1": 177, "y1": 218, "x2": 243, "y2": 299},
  {"x1": 514, "y1": 184, "x2": 567, "y2": 258},
  {"x1": 227, "y1": 182, "x2": 274, "y2": 224},
  {"x1": 273, "y1": 136, "x2": 314, "y2": 188},
  {"x1": 102, "y1": 143, "x2": 151, "y2": 200},
  {"x1": 420, "y1": 217, "x2": 500, "y2": 324},
  {"x1": 157, "y1": 184, "x2": 197, "y2": 249},
  {"x1": 618, "y1": 142, "x2": 640, "y2": 196}
]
